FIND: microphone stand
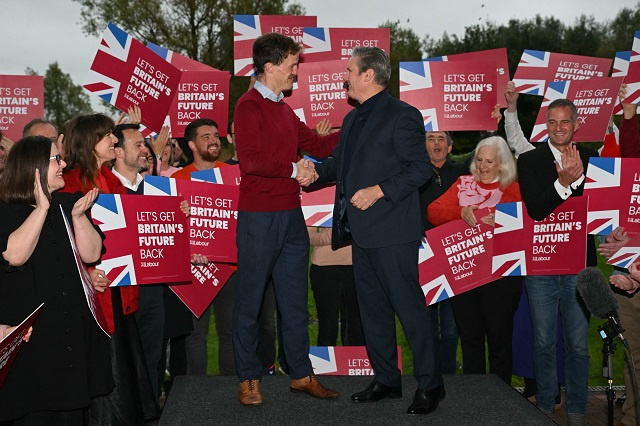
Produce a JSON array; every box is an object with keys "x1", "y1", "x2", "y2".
[{"x1": 598, "y1": 322, "x2": 616, "y2": 426}]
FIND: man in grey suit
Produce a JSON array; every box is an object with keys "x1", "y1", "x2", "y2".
[{"x1": 315, "y1": 47, "x2": 444, "y2": 415}]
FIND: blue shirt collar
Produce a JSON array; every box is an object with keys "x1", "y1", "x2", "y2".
[{"x1": 254, "y1": 80, "x2": 284, "y2": 102}]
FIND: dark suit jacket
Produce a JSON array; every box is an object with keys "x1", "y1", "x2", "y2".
[
  {"x1": 517, "y1": 142, "x2": 599, "y2": 266},
  {"x1": 316, "y1": 90, "x2": 431, "y2": 249}
]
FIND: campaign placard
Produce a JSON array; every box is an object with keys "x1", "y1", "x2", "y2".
[
  {"x1": 309, "y1": 346, "x2": 402, "y2": 375},
  {"x1": 400, "y1": 60, "x2": 498, "y2": 131},
  {"x1": 607, "y1": 233, "x2": 640, "y2": 270},
  {"x1": 234, "y1": 15, "x2": 317, "y2": 76},
  {"x1": 0, "y1": 303, "x2": 43, "y2": 388},
  {"x1": 301, "y1": 185, "x2": 335, "y2": 227},
  {"x1": 84, "y1": 22, "x2": 182, "y2": 131},
  {"x1": 612, "y1": 31, "x2": 640, "y2": 114},
  {"x1": 529, "y1": 77, "x2": 623, "y2": 142},
  {"x1": 91, "y1": 194, "x2": 191, "y2": 286},
  {"x1": 0, "y1": 75, "x2": 44, "y2": 141},
  {"x1": 144, "y1": 176, "x2": 239, "y2": 263},
  {"x1": 283, "y1": 81, "x2": 307, "y2": 123},
  {"x1": 61, "y1": 207, "x2": 110, "y2": 335},
  {"x1": 419, "y1": 210, "x2": 494, "y2": 306},
  {"x1": 293, "y1": 60, "x2": 352, "y2": 128},
  {"x1": 301, "y1": 27, "x2": 390, "y2": 63},
  {"x1": 169, "y1": 71, "x2": 230, "y2": 137},
  {"x1": 493, "y1": 197, "x2": 588, "y2": 276},
  {"x1": 513, "y1": 50, "x2": 612, "y2": 95},
  {"x1": 426, "y1": 48, "x2": 509, "y2": 108},
  {"x1": 170, "y1": 262, "x2": 234, "y2": 318},
  {"x1": 147, "y1": 42, "x2": 216, "y2": 72},
  {"x1": 584, "y1": 157, "x2": 640, "y2": 235},
  {"x1": 190, "y1": 164, "x2": 241, "y2": 186}
]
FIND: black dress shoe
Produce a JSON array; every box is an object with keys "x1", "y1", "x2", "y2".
[
  {"x1": 351, "y1": 381, "x2": 402, "y2": 403},
  {"x1": 407, "y1": 385, "x2": 445, "y2": 415}
]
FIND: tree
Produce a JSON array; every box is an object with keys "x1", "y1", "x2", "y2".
[
  {"x1": 380, "y1": 20, "x2": 423, "y2": 99},
  {"x1": 26, "y1": 63, "x2": 92, "y2": 132},
  {"x1": 74, "y1": 0, "x2": 305, "y2": 123}
]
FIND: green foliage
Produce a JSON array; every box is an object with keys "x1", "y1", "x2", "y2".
[
  {"x1": 381, "y1": 20, "x2": 423, "y2": 99},
  {"x1": 26, "y1": 62, "x2": 92, "y2": 132}
]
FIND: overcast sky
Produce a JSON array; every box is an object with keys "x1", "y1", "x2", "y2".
[{"x1": 1, "y1": 0, "x2": 636, "y2": 111}]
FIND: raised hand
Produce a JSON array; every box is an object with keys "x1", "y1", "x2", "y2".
[
  {"x1": 152, "y1": 125, "x2": 171, "y2": 157},
  {"x1": 191, "y1": 254, "x2": 209, "y2": 265},
  {"x1": 72, "y1": 188, "x2": 99, "y2": 219},
  {"x1": 315, "y1": 119, "x2": 332, "y2": 136},
  {"x1": 33, "y1": 169, "x2": 50, "y2": 212},
  {"x1": 505, "y1": 81, "x2": 519, "y2": 112},
  {"x1": 180, "y1": 200, "x2": 190, "y2": 217},
  {"x1": 555, "y1": 144, "x2": 583, "y2": 188},
  {"x1": 598, "y1": 226, "x2": 631, "y2": 259}
]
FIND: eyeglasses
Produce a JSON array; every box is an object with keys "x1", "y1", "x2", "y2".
[
  {"x1": 146, "y1": 156, "x2": 154, "y2": 163},
  {"x1": 49, "y1": 154, "x2": 62, "y2": 165}
]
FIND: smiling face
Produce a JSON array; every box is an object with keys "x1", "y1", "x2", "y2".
[
  {"x1": 94, "y1": 131, "x2": 117, "y2": 165},
  {"x1": 47, "y1": 143, "x2": 66, "y2": 192},
  {"x1": 475, "y1": 145, "x2": 500, "y2": 184},
  {"x1": 190, "y1": 125, "x2": 220, "y2": 162},
  {"x1": 267, "y1": 52, "x2": 299, "y2": 95},
  {"x1": 120, "y1": 129, "x2": 148, "y2": 171},
  {"x1": 426, "y1": 132, "x2": 452, "y2": 167},
  {"x1": 546, "y1": 105, "x2": 579, "y2": 150}
]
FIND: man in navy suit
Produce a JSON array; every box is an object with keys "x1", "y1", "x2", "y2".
[{"x1": 315, "y1": 47, "x2": 444, "y2": 415}]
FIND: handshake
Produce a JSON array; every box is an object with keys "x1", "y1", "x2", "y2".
[{"x1": 296, "y1": 158, "x2": 319, "y2": 187}]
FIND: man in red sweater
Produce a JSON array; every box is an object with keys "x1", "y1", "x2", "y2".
[{"x1": 233, "y1": 32, "x2": 340, "y2": 405}]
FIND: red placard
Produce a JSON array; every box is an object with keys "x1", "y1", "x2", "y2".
[
  {"x1": 191, "y1": 164, "x2": 241, "y2": 186},
  {"x1": 0, "y1": 304, "x2": 43, "y2": 387},
  {"x1": 147, "y1": 42, "x2": 216, "y2": 72},
  {"x1": 513, "y1": 50, "x2": 612, "y2": 96},
  {"x1": 91, "y1": 194, "x2": 191, "y2": 286},
  {"x1": 493, "y1": 197, "x2": 588, "y2": 276},
  {"x1": 529, "y1": 77, "x2": 623, "y2": 142},
  {"x1": 291, "y1": 60, "x2": 352, "y2": 128},
  {"x1": 584, "y1": 157, "x2": 640, "y2": 235},
  {"x1": 84, "y1": 22, "x2": 182, "y2": 132},
  {"x1": 419, "y1": 209, "x2": 495, "y2": 306},
  {"x1": 234, "y1": 15, "x2": 317, "y2": 76},
  {"x1": 301, "y1": 185, "x2": 335, "y2": 227},
  {"x1": 426, "y1": 48, "x2": 509, "y2": 108},
  {"x1": 143, "y1": 176, "x2": 239, "y2": 263},
  {"x1": 301, "y1": 27, "x2": 390, "y2": 63},
  {"x1": 0, "y1": 75, "x2": 44, "y2": 141},
  {"x1": 309, "y1": 346, "x2": 402, "y2": 375},
  {"x1": 400, "y1": 60, "x2": 498, "y2": 131},
  {"x1": 170, "y1": 262, "x2": 234, "y2": 318},
  {"x1": 169, "y1": 71, "x2": 230, "y2": 137},
  {"x1": 607, "y1": 233, "x2": 640, "y2": 270},
  {"x1": 612, "y1": 31, "x2": 640, "y2": 114}
]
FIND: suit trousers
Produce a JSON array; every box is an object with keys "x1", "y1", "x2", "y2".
[
  {"x1": 352, "y1": 240, "x2": 442, "y2": 390},
  {"x1": 234, "y1": 209, "x2": 313, "y2": 381}
]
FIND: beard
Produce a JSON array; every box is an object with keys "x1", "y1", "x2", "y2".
[{"x1": 198, "y1": 144, "x2": 220, "y2": 162}]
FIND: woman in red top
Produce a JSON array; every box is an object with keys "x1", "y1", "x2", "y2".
[
  {"x1": 428, "y1": 135, "x2": 523, "y2": 385},
  {"x1": 60, "y1": 113, "x2": 159, "y2": 424}
]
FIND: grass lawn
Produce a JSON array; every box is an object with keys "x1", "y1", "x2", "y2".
[{"x1": 206, "y1": 251, "x2": 627, "y2": 388}]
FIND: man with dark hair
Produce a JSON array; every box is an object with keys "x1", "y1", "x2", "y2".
[
  {"x1": 512, "y1": 94, "x2": 598, "y2": 425},
  {"x1": 233, "y1": 32, "x2": 339, "y2": 405},
  {"x1": 315, "y1": 46, "x2": 442, "y2": 415}
]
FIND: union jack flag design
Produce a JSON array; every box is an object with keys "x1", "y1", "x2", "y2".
[
  {"x1": 584, "y1": 157, "x2": 623, "y2": 235},
  {"x1": 493, "y1": 202, "x2": 527, "y2": 276},
  {"x1": 513, "y1": 50, "x2": 612, "y2": 96},
  {"x1": 234, "y1": 15, "x2": 317, "y2": 76},
  {"x1": 613, "y1": 30, "x2": 640, "y2": 113},
  {"x1": 607, "y1": 246, "x2": 640, "y2": 269},
  {"x1": 585, "y1": 157, "x2": 622, "y2": 190},
  {"x1": 143, "y1": 175, "x2": 178, "y2": 196},
  {"x1": 418, "y1": 238, "x2": 454, "y2": 305},
  {"x1": 309, "y1": 346, "x2": 338, "y2": 375},
  {"x1": 301, "y1": 186, "x2": 335, "y2": 227},
  {"x1": 190, "y1": 165, "x2": 241, "y2": 186},
  {"x1": 84, "y1": 22, "x2": 182, "y2": 132},
  {"x1": 613, "y1": 51, "x2": 631, "y2": 77},
  {"x1": 301, "y1": 27, "x2": 390, "y2": 63}
]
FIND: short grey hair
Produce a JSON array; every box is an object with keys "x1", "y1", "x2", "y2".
[
  {"x1": 469, "y1": 136, "x2": 517, "y2": 188},
  {"x1": 352, "y1": 47, "x2": 391, "y2": 87},
  {"x1": 546, "y1": 99, "x2": 578, "y2": 122}
]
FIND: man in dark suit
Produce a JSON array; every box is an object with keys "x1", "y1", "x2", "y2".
[
  {"x1": 515, "y1": 98, "x2": 598, "y2": 424},
  {"x1": 315, "y1": 47, "x2": 444, "y2": 415}
]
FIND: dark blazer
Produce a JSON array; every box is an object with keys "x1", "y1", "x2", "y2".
[
  {"x1": 316, "y1": 90, "x2": 431, "y2": 249},
  {"x1": 517, "y1": 142, "x2": 598, "y2": 266}
]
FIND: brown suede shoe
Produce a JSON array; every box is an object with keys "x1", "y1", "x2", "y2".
[
  {"x1": 290, "y1": 375, "x2": 339, "y2": 399},
  {"x1": 238, "y1": 379, "x2": 263, "y2": 406}
]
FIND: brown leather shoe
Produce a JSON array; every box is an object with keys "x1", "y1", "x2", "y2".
[
  {"x1": 238, "y1": 379, "x2": 263, "y2": 406},
  {"x1": 290, "y1": 375, "x2": 339, "y2": 399}
]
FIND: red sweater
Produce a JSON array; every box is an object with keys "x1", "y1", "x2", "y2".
[
  {"x1": 428, "y1": 175, "x2": 521, "y2": 226},
  {"x1": 620, "y1": 116, "x2": 640, "y2": 158},
  {"x1": 61, "y1": 165, "x2": 138, "y2": 334},
  {"x1": 234, "y1": 88, "x2": 339, "y2": 212}
]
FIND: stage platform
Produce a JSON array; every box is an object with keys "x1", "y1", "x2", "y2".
[{"x1": 160, "y1": 374, "x2": 553, "y2": 425}]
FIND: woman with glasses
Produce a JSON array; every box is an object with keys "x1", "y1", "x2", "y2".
[
  {"x1": 60, "y1": 113, "x2": 159, "y2": 424},
  {"x1": 428, "y1": 135, "x2": 523, "y2": 385},
  {"x1": 0, "y1": 136, "x2": 113, "y2": 424}
]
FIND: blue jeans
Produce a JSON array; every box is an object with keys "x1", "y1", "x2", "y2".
[
  {"x1": 430, "y1": 299, "x2": 458, "y2": 374},
  {"x1": 525, "y1": 275, "x2": 590, "y2": 414}
]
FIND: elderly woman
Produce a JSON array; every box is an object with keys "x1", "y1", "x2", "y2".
[
  {"x1": 0, "y1": 136, "x2": 112, "y2": 424},
  {"x1": 61, "y1": 113, "x2": 159, "y2": 423},
  {"x1": 0, "y1": 131, "x2": 14, "y2": 173},
  {"x1": 428, "y1": 135, "x2": 523, "y2": 384}
]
